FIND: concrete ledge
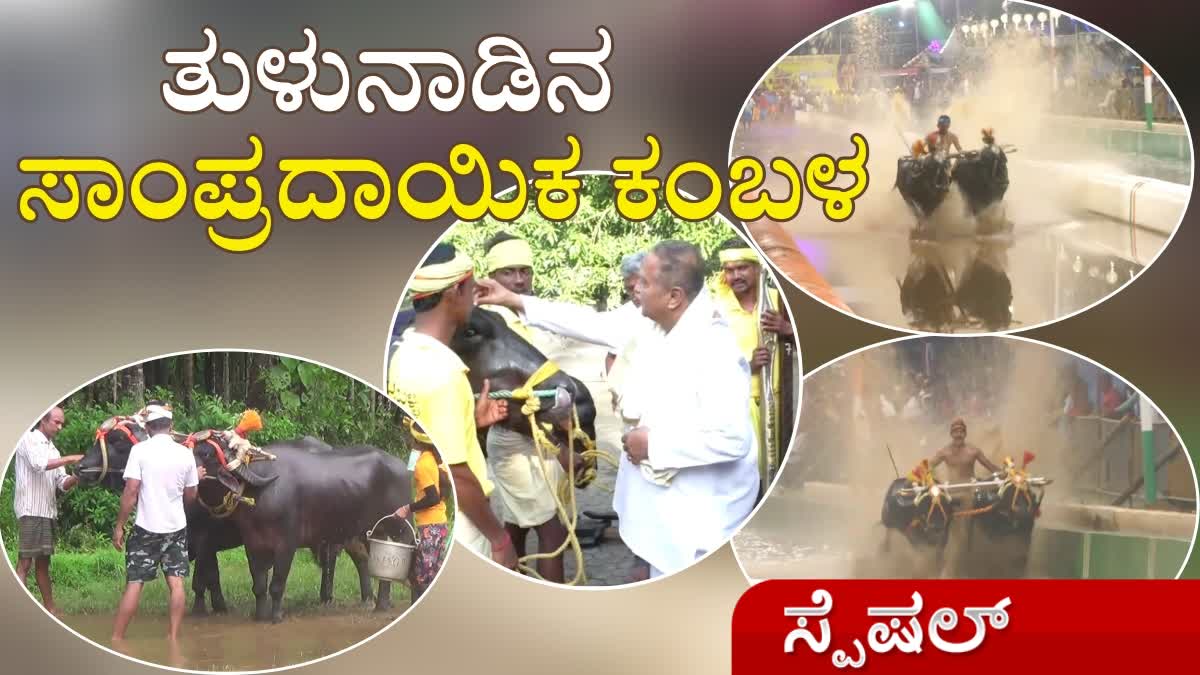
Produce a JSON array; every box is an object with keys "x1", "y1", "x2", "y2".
[
  {"x1": 1014, "y1": 159, "x2": 1187, "y2": 236},
  {"x1": 1040, "y1": 504, "x2": 1196, "y2": 542}
]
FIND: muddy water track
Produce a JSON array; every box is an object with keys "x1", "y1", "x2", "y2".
[{"x1": 61, "y1": 606, "x2": 398, "y2": 671}]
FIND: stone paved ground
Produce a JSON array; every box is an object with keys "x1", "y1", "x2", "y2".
[{"x1": 486, "y1": 333, "x2": 641, "y2": 587}]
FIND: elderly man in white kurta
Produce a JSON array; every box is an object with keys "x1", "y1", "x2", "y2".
[{"x1": 475, "y1": 240, "x2": 760, "y2": 578}]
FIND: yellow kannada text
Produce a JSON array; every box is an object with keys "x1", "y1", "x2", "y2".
[{"x1": 17, "y1": 132, "x2": 870, "y2": 253}]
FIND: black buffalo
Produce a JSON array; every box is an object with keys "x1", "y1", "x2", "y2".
[
  {"x1": 973, "y1": 476, "x2": 1043, "y2": 538},
  {"x1": 189, "y1": 437, "x2": 413, "y2": 623},
  {"x1": 951, "y1": 146, "x2": 1009, "y2": 217},
  {"x1": 896, "y1": 155, "x2": 951, "y2": 218},
  {"x1": 394, "y1": 306, "x2": 599, "y2": 467},
  {"x1": 880, "y1": 477, "x2": 955, "y2": 548}
]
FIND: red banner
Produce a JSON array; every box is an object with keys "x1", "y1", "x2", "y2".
[{"x1": 733, "y1": 580, "x2": 1200, "y2": 673}]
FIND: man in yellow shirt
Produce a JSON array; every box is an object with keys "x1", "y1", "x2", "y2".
[
  {"x1": 711, "y1": 238, "x2": 795, "y2": 497},
  {"x1": 393, "y1": 438, "x2": 449, "y2": 603},
  {"x1": 387, "y1": 243, "x2": 517, "y2": 569},
  {"x1": 475, "y1": 231, "x2": 569, "y2": 583}
]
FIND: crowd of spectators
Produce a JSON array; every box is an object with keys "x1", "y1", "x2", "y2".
[{"x1": 742, "y1": 21, "x2": 1182, "y2": 132}]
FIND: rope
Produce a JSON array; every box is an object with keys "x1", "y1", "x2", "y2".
[
  {"x1": 501, "y1": 360, "x2": 618, "y2": 585},
  {"x1": 197, "y1": 475, "x2": 251, "y2": 518}
]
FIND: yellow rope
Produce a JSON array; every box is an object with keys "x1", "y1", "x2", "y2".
[
  {"x1": 199, "y1": 476, "x2": 249, "y2": 519},
  {"x1": 503, "y1": 361, "x2": 618, "y2": 585}
]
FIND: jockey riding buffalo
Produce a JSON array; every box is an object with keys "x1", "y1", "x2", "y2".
[
  {"x1": 75, "y1": 417, "x2": 373, "y2": 615},
  {"x1": 189, "y1": 437, "x2": 413, "y2": 623}
]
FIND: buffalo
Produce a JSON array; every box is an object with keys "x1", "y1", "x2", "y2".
[
  {"x1": 189, "y1": 436, "x2": 413, "y2": 623},
  {"x1": 895, "y1": 155, "x2": 951, "y2": 219},
  {"x1": 394, "y1": 306, "x2": 599, "y2": 464},
  {"x1": 880, "y1": 477, "x2": 955, "y2": 549},
  {"x1": 951, "y1": 147, "x2": 1009, "y2": 218}
]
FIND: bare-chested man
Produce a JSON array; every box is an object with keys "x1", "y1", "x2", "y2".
[
  {"x1": 929, "y1": 417, "x2": 1000, "y2": 483},
  {"x1": 924, "y1": 115, "x2": 962, "y2": 157}
]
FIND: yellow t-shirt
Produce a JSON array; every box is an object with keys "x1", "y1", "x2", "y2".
[
  {"x1": 387, "y1": 329, "x2": 493, "y2": 496},
  {"x1": 413, "y1": 450, "x2": 448, "y2": 526}
]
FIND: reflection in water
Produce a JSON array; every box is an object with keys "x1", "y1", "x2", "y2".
[
  {"x1": 1053, "y1": 239, "x2": 1144, "y2": 318},
  {"x1": 734, "y1": 119, "x2": 1166, "y2": 332},
  {"x1": 898, "y1": 238, "x2": 1014, "y2": 333},
  {"x1": 786, "y1": 222, "x2": 1143, "y2": 333},
  {"x1": 62, "y1": 610, "x2": 396, "y2": 671}
]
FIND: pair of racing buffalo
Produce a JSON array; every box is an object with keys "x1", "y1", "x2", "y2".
[
  {"x1": 878, "y1": 465, "x2": 1044, "y2": 577},
  {"x1": 895, "y1": 143, "x2": 1011, "y2": 225}
]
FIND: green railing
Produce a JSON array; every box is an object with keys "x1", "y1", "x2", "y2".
[{"x1": 1045, "y1": 115, "x2": 1191, "y2": 183}]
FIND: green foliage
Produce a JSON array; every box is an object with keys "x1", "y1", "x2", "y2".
[
  {"x1": 57, "y1": 487, "x2": 121, "y2": 549},
  {"x1": 5, "y1": 546, "x2": 407, "y2": 615},
  {"x1": 0, "y1": 473, "x2": 15, "y2": 552},
  {"x1": 2, "y1": 357, "x2": 412, "y2": 554},
  {"x1": 447, "y1": 175, "x2": 736, "y2": 309},
  {"x1": 262, "y1": 358, "x2": 407, "y2": 450}
]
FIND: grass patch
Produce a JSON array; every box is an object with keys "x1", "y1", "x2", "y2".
[{"x1": 7, "y1": 546, "x2": 407, "y2": 616}]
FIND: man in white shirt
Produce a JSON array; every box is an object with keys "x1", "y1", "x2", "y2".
[
  {"x1": 110, "y1": 405, "x2": 200, "y2": 644},
  {"x1": 603, "y1": 252, "x2": 650, "y2": 378},
  {"x1": 13, "y1": 406, "x2": 83, "y2": 615},
  {"x1": 476, "y1": 240, "x2": 759, "y2": 578}
]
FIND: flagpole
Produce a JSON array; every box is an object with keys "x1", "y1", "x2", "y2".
[{"x1": 1143, "y1": 64, "x2": 1154, "y2": 131}]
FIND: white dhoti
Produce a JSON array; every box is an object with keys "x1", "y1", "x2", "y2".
[
  {"x1": 454, "y1": 513, "x2": 492, "y2": 558},
  {"x1": 486, "y1": 425, "x2": 564, "y2": 528}
]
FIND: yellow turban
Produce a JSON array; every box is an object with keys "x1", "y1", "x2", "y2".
[
  {"x1": 404, "y1": 416, "x2": 434, "y2": 445},
  {"x1": 409, "y1": 250, "x2": 474, "y2": 299},
  {"x1": 718, "y1": 247, "x2": 761, "y2": 265},
  {"x1": 486, "y1": 238, "x2": 533, "y2": 273}
]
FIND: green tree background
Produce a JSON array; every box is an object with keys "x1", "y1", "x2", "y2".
[
  {"x1": 2, "y1": 353, "x2": 423, "y2": 553},
  {"x1": 445, "y1": 175, "x2": 739, "y2": 310}
]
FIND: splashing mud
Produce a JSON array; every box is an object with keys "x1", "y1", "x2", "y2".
[
  {"x1": 735, "y1": 339, "x2": 1193, "y2": 579},
  {"x1": 733, "y1": 11, "x2": 1184, "y2": 330}
]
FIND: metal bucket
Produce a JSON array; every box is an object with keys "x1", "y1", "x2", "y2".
[{"x1": 365, "y1": 515, "x2": 417, "y2": 582}]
